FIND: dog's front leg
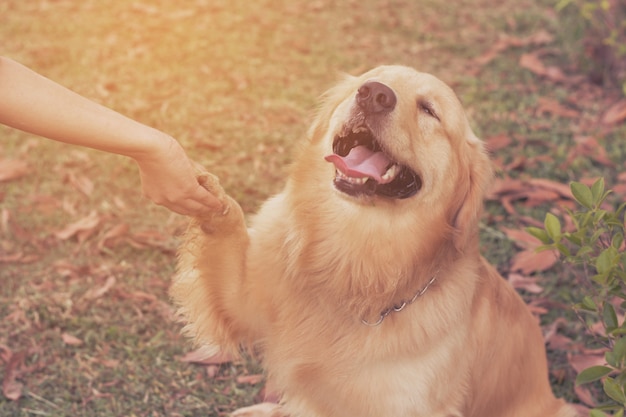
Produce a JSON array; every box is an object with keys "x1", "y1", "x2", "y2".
[{"x1": 171, "y1": 173, "x2": 252, "y2": 351}]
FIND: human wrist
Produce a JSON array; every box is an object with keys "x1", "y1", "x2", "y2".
[{"x1": 128, "y1": 128, "x2": 177, "y2": 166}]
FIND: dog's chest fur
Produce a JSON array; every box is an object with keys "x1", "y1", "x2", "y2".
[{"x1": 246, "y1": 194, "x2": 476, "y2": 417}]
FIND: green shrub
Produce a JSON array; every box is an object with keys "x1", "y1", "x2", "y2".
[
  {"x1": 556, "y1": 0, "x2": 626, "y2": 95},
  {"x1": 529, "y1": 179, "x2": 626, "y2": 415}
]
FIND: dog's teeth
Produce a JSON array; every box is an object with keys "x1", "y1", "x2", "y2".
[
  {"x1": 336, "y1": 170, "x2": 369, "y2": 185},
  {"x1": 381, "y1": 164, "x2": 400, "y2": 182}
]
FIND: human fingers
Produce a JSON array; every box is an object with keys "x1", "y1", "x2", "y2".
[
  {"x1": 168, "y1": 199, "x2": 212, "y2": 217},
  {"x1": 190, "y1": 184, "x2": 224, "y2": 212}
]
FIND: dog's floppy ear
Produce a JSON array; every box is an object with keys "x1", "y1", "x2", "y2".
[{"x1": 452, "y1": 133, "x2": 493, "y2": 252}]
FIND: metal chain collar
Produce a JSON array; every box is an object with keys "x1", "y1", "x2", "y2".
[{"x1": 361, "y1": 273, "x2": 438, "y2": 327}]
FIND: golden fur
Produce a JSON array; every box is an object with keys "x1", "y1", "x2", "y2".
[{"x1": 171, "y1": 65, "x2": 578, "y2": 417}]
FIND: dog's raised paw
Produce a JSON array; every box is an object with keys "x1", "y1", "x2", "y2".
[
  {"x1": 192, "y1": 173, "x2": 245, "y2": 235},
  {"x1": 197, "y1": 172, "x2": 229, "y2": 212}
]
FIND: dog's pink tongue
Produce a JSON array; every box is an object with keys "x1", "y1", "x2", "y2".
[{"x1": 324, "y1": 146, "x2": 392, "y2": 183}]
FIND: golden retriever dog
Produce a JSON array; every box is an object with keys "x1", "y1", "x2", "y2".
[{"x1": 171, "y1": 65, "x2": 578, "y2": 417}]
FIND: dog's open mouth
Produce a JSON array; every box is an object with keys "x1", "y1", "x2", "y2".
[{"x1": 324, "y1": 126, "x2": 421, "y2": 199}]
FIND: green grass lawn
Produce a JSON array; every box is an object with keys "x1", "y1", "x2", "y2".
[{"x1": 1, "y1": 0, "x2": 625, "y2": 416}]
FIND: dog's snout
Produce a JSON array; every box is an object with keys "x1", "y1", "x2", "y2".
[{"x1": 356, "y1": 81, "x2": 396, "y2": 114}]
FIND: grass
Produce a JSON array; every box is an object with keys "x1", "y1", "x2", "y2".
[{"x1": 1, "y1": 0, "x2": 625, "y2": 415}]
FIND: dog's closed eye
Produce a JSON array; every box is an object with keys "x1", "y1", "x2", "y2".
[{"x1": 419, "y1": 100, "x2": 439, "y2": 121}]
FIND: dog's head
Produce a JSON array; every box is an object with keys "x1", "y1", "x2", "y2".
[{"x1": 291, "y1": 66, "x2": 493, "y2": 251}]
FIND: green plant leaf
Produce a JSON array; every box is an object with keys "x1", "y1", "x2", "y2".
[
  {"x1": 609, "y1": 329, "x2": 626, "y2": 337},
  {"x1": 590, "y1": 409, "x2": 611, "y2": 417},
  {"x1": 555, "y1": 243, "x2": 571, "y2": 257},
  {"x1": 576, "y1": 365, "x2": 614, "y2": 385},
  {"x1": 603, "y1": 302, "x2": 619, "y2": 331},
  {"x1": 571, "y1": 181, "x2": 594, "y2": 209},
  {"x1": 594, "y1": 404, "x2": 624, "y2": 412},
  {"x1": 576, "y1": 245, "x2": 594, "y2": 259},
  {"x1": 591, "y1": 228, "x2": 609, "y2": 247},
  {"x1": 613, "y1": 337, "x2": 626, "y2": 366},
  {"x1": 603, "y1": 377, "x2": 626, "y2": 404},
  {"x1": 544, "y1": 213, "x2": 562, "y2": 242},
  {"x1": 526, "y1": 226, "x2": 551, "y2": 245},
  {"x1": 555, "y1": 0, "x2": 574, "y2": 12},
  {"x1": 597, "y1": 248, "x2": 617, "y2": 275},
  {"x1": 591, "y1": 178, "x2": 606, "y2": 205},
  {"x1": 617, "y1": 373, "x2": 626, "y2": 387},
  {"x1": 565, "y1": 232, "x2": 583, "y2": 247},
  {"x1": 581, "y1": 296, "x2": 598, "y2": 311},
  {"x1": 580, "y1": 210, "x2": 594, "y2": 229},
  {"x1": 599, "y1": 0, "x2": 610, "y2": 12},
  {"x1": 594, "y1": 272, "x2": 610, "y2": 285}
]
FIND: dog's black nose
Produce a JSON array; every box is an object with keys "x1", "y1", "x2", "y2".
[{"x1": 356, "y1": 81, "x2": 396, "y2": 114}]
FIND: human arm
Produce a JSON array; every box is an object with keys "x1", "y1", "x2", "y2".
[{"x1": 0, "y1": 56, "x2": 222, "y2": 215}]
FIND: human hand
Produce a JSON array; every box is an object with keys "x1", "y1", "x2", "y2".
[{"x1": 133, "y1": 135, "x2": 224, "y2": 216}]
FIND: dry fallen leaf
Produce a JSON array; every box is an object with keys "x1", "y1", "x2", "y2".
[
  {"x1": 98, "y1": 358, "x2": 120, "y2": 368},
  {"x1": 179, "y1": 348, "x2": 235, "y2": 365},
  {"x1": 487, "y1": 177, "x2": 526, "y2": 200},
  {"x1": 527, "y1": 299, "x2": 550, "y2": 316},
  {"x1": 236, "y1": 374, "x2": 264, "y2": 385},
  {"x1": 568, "y1": 136, "x2": 615, "y2": 168},
  {"x1": 507, "y1": 273, "x2": 544, "y2": 294},
  {"x1": 127, "y1": 229, "x2": 174, "y2": 253},
  {"x1": 2, "y1": 350, "x2": 25, "y2": 401},
  {"x1": 0, "y1": 252, "x2": 24, "y2": 263},
  {"x1": 542, "y1": 318, "x2": 574, "y2": 349},
  {"x1": 601, "y1": 99, "x2": 626, "y2": 125},
  {"x1": 519, "y1": 53, "x2": 548, "y2": 75},
  {"x1": 83, "y1": 276, "x2": 116, "y2": 301},
  {"x1": 54, "y1": 211, "x2": 102, "y2": 242},
  {"x1": 568, "y1": 350, "x2": 607, "y2": 374},
  {"x1": 527, "y1": 29, "x2": 555, "y2": 45},
  {"x1": 67, "y1": 172, "x2": 95, "y2": 197},
  {"x1": 484, "y1": 134, "x2": 513, "y2": 152},
  {"x1": 500, "y1": 227, "x2": 542, "y2": 250},
  {"x1": 206, "y1": 365, "x2": 220, "y2": 378},
  {"x1": 474, "y1": 30, "x2": 554, "y2": 68},
  {"x1": 510, "y1": 248, "x2": 559, "y2": 275},
  {"x1": 523, "y1": 188, "x2": 562, "y2": 207},
  {"x1": 61, "y1": 333, "x2": 84, "y2": 346},
  {"x1": 0, "y1": 345, "x2": 11, "y2": 363},
  {"x1": 97, "y1": 223, "x2": 130, "y2": 251},
  {"x1": 527, "y1": 178, "x2": 573, "y2": 200},
  {"x1": 545, "y1": 332, "x2": 574, "y2": 351},
  {"x1": 125, "y1": 291, "x2": 157, "y2": 303},
  {"x1": 2, "y1": 378, "x2": 23, "y2": 401},
  {"x1": 0, "y1": 159, "x2": 29, "y2": 182},
  {"x1": 489, "y1": 177, "x2": 574, "y2": 213},
  {"x1": 572, "y1": 403, "x2": 592, "y2": 416},
  {"x1": 51, "y1": 259, "x2": 88, "y2": 279},
  {"x1": 519, "y1": 53, "x2": 567, "y2": 82},
  {"x1": 614, "y1": 183, "x2": 626, "y2": 198},
  {"x1": 574, "y1": 384, "x2": 596, "y2": 407},
  {"x1": 536, "y1": 97, "x2": 580, "y2": 119}
]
